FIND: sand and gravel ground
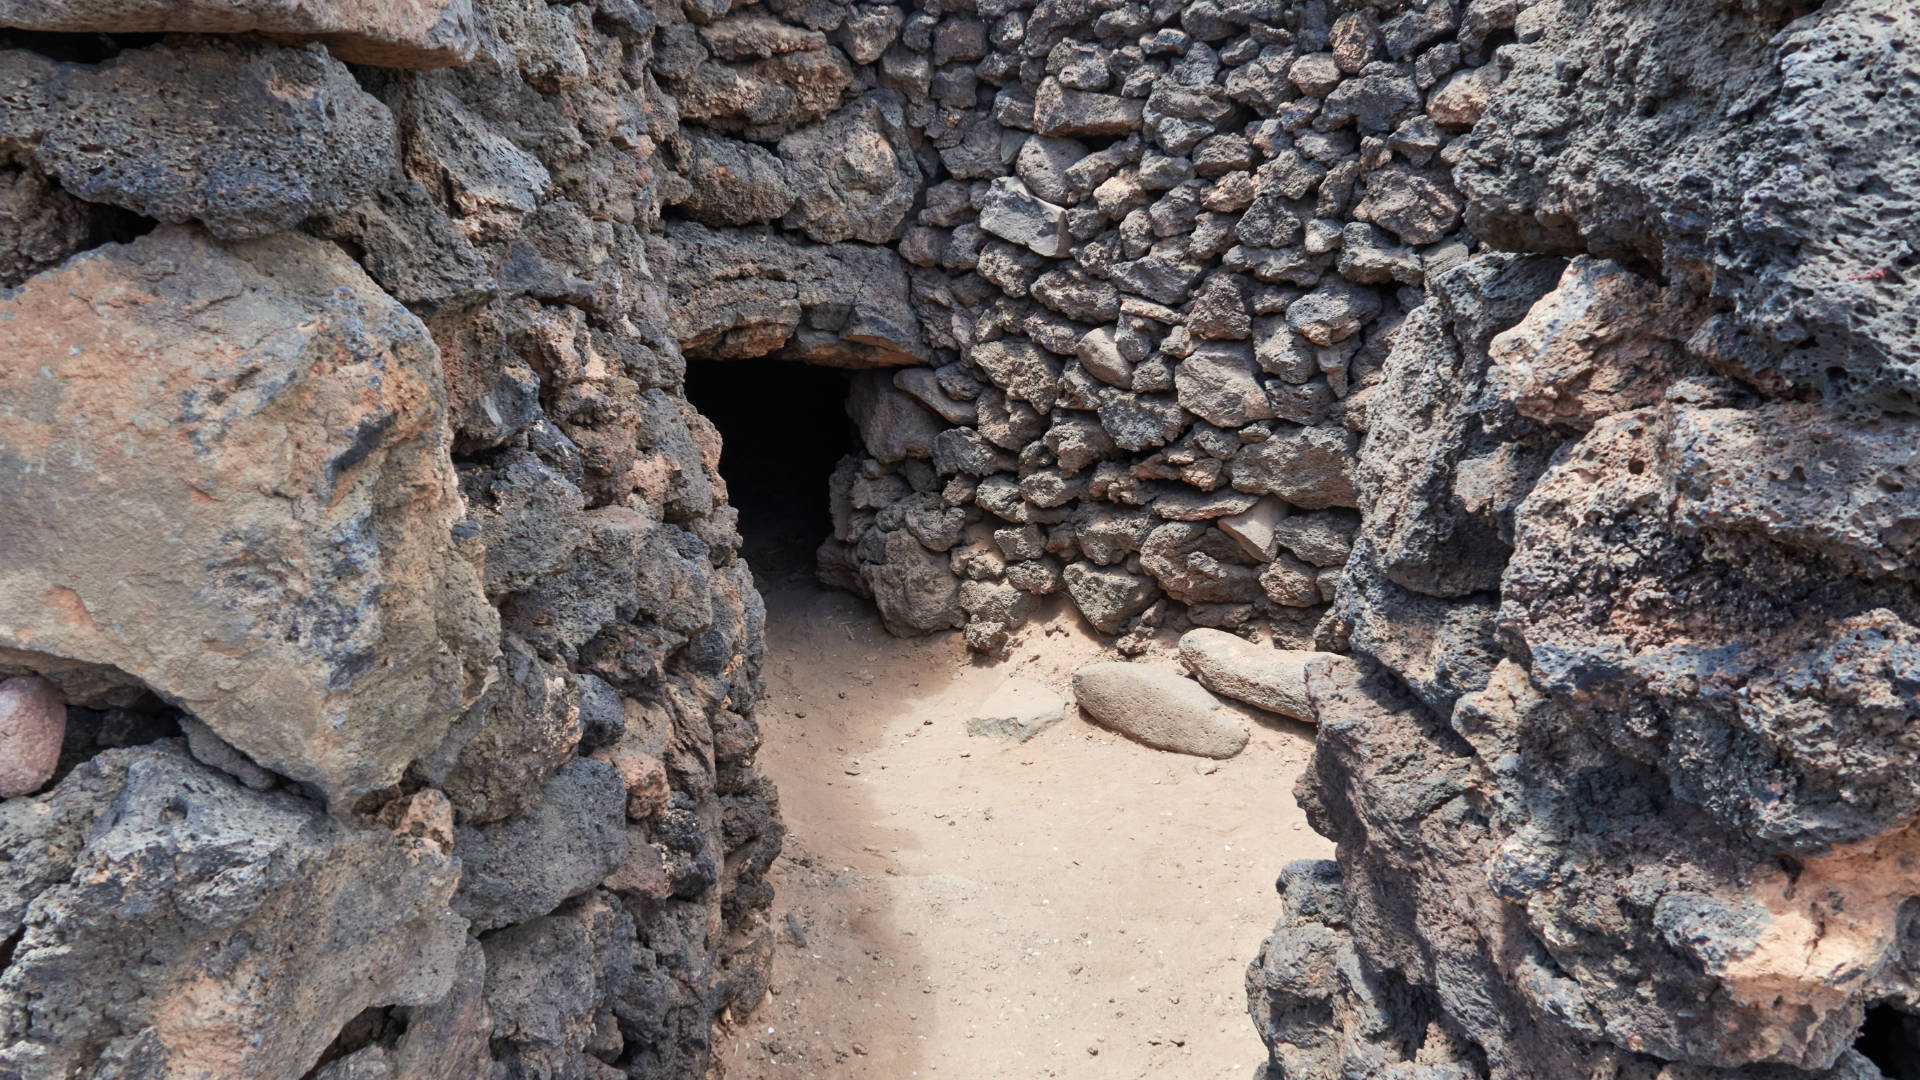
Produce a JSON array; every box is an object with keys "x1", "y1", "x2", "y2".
[{"x1": 713, "y1": 569, "x2": 1332, "y2": 1080}]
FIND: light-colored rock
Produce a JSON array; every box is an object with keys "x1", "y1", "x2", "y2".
[
  {"x1": 850, "y1": 371, "x2": 945, "y2": 463},
  {"x1": 1034, "y1": 78, "x2": 1145, "y2": 137},
  {"x1": 1219, "y1": 497, "x2": 1289, "y2": 562},
  {"x1": 0, "y1": 676, "x2": 62, "y2": 798},
  {"x1": 1427, "y1": 65, "x2": 1501, "y2": 131},
  {"x1": 0, "y1": 0, "x2": 478, "y2": 68},
  {"x1": 970, "y1": 337, "x2": 1065, "y2": 413},
  {"x1": 979, "y1": 176, "x2": 1071, "y2": 257},
  {"x1": 967, "y1": 677, "x2": 1067, "y2": 741},
  {"x1": 1230, "y1": 423, "x2": 1360, "y2": 509},
  {"x1": 779, "y1": 92, "x2": 922, "y2": 244},
  {"x1": 1488, "y1": 257, "x2": 1697, "y2": 431},
  {"x1": 1175, "y1": 341, "x2": 1275, "y2": 427},
  {"x1": 1062, "y1": 562, "x2": 1156, "y2": 634},
  {"x1": 1072, "y1": 662, "x2": 1249, "y2": 758},
  {"x1": 0, "y1": 227, "x2": 497, "y2": 807},
  {"x1": 1178, "y1": 629, "x2": 1335, "y2": 721},
  {"x1": 894, "y1": 366, "x2": 978, "y2": 424},
  {"x1": 1076, "y1": 325, "x2": 1135, "y2": 387}
]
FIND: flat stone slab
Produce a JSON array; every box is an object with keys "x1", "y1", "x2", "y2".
[
  {"x1": 967, "y1": 677, "x2": 1068, "y2": 742},
  {"x1": 1178, "y1": 629, "x2": 1336, "y2": 722},
  {"x1": 0, "y1": 0, "x2": 480, "y2": 68},
  {"x1": 1071, "y1": 662, "x2": 1248, "y2": 759}
]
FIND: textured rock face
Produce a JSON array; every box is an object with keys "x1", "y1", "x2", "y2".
[
  {"x1": 0, "y1": 0, "x2": 479, "y2": 68},
  {"x1": 0, "y1": 227, "x2": 496, "y2": 807},
  {"x1": 1249, "y1": 3, "x2": 1920, "y2": 1078},
  {"x1": 0, "y1": 2, "x2": 782, "y2": 1077},
  {"x1": 0, "y1": 0, "x2": 1913, "y2": 1075},
  {"x1": 0, "y1": 42, "x2": 400, "y2": 240},
  {"x1": 0, "y1": 745, "x2": 466, "y2": 1079}
]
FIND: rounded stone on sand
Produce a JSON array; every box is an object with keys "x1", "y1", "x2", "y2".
[{"x1": 1071, "y1": 661, "x2": 1248, "y2": 759}]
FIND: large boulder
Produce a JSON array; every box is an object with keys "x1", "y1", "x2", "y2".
[
  {"x1": 0, "y1": 42, "x2": 398, "y2": 240},
  {"x1": 0, "y1": 227, "x2": 497, "y2": 807},
  {"x1": 0, "y1": 0, "x2": 479, "y2": 67},
  {"x1": 1072, "y1": 662, "x2": 1248, "y2": 758},
  {"x1": 0, "y1": 744, "x2": 466, "y2": 1079}
]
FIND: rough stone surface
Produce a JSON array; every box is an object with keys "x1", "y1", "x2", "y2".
[
  {"x1": 453, "y1": 758, "x2": 629, "y2": 933},
  {"x1": 1249, "y1": 2, "x2": 1920, "y2": 1073},
  {"x1": 0, "y1": 676, "x2": 62, "y2": 798},
  {"x1": 0, "y1": 227, "x2": 496, "y2": 807},
  {"x1": 0, "y1": 5, "x2": 786, "y2": 1075},
  {"x1": 5, "y1": 0, "x2": 1915, "y2": 1073},
  {"x1": 0, "y1": 0, "x2": 479, "y2": 67},
  {"x1": 1177, "y1": 630, "x2": 1331, "y2": 722},
  {"x1": 0, "y1": 744, "x2": 465, "y2": 1079},
  {"x1": 1072, "y1": 662, "x2": 1248, "y2": 759},
  {"x1": 0, "y1": 42, "x2": 398, "y2": 240}
]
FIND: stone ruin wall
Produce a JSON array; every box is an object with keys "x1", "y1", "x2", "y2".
[
  {"x1": 0, "y1": 0, "x2": 1916, "y2": 1077},
  {"x1": 661, "y1": 0, "x2": 1510, "y2": 657},
  {"x1": 0, "y1": 3, "x2": 780, "y2": 1078}
]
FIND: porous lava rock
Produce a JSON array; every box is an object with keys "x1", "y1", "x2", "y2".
[
  {"x1": 0, "y1": 0, "x2": 479, "y2": 67},
  {"x1": 0, "y1": 226, "x2": 496, "y2": 808},
  {"x1": 1248, "y1": 4, "x2": 1920, "y2": 1077}
]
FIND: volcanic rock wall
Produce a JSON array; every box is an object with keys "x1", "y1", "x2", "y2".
[
  {"x1": 0, "y1": 0, "x2": 1915, "y2": 1077},
  {"x1": 0, "y1": 3, "x2": 780, "y2": 1077},
  {"x1": 653, "y1": 0, "x2": 1520, "y2": 657},
  {"x1": 1248, "y1": 1, "x2": 1920, "y2": 1078}
]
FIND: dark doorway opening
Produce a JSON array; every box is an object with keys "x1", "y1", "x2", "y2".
[
  {"x1": 1858, "y1": 1004, "x2": 1920, "y2": 1079},
  {"x1": 684, "y1": 356, "x2": 858, "y2": 586}
]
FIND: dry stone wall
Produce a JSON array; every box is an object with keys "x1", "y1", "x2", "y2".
[
  {"x1": 0, "y1": 3, "x2": 779, "y2": 1078},
  {"x1": 653, "y1": 0, "x2": 1516, "y2": 656},
  {"x1": 0, "y1": 0, "x2": 1915, "y2": 1077}
]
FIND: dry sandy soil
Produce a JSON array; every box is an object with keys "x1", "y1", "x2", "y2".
[{"x1": 713, "y1": 568, "x2": 1333, "y2": 1080}]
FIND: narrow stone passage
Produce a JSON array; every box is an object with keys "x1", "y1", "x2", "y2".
[
  {"x1": 713, "y1": 575, "x2": 1331, "y2": 1079},
  {"x1": 683, "y1": 357, "x2": 859, "y2": 583}
]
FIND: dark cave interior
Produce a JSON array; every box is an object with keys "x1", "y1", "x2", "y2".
[
  {"x1": 1858, "y1": 1004, "x2": 1920, "y2": 1080},
  {"x1": 683, "y1": 355, "x2": 860, "y2": 587}
]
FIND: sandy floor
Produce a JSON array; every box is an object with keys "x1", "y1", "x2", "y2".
[{"x1": 713, "y1": 570, "x2": 1333, "y2": 1080}]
